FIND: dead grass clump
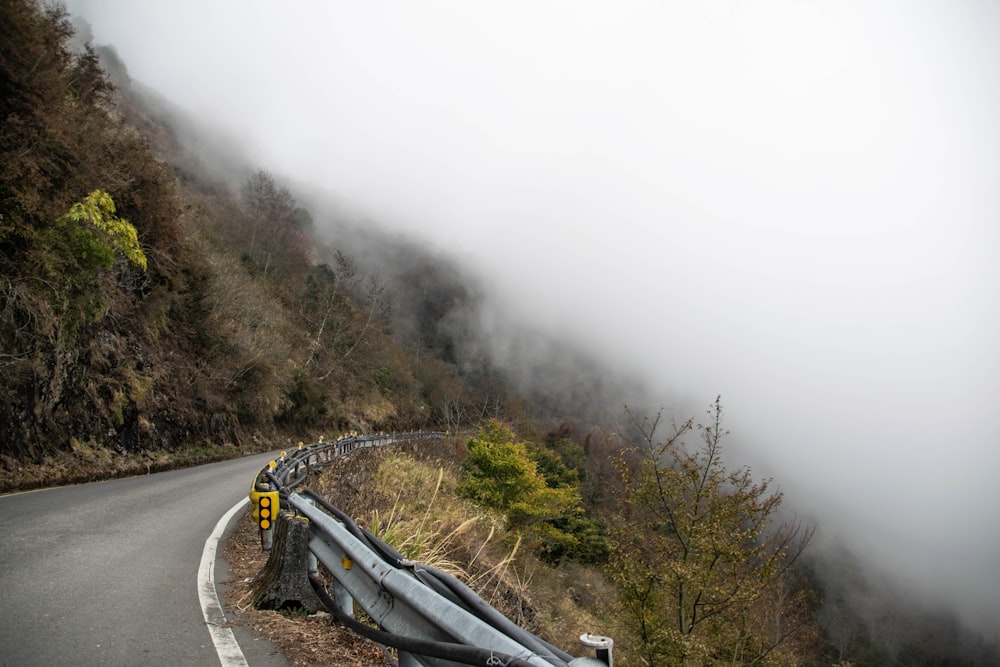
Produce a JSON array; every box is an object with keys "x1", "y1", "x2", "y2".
[
  {"x1": 369, "y1": 453, "x2": 485, "y2": 574},
  {"x1": 311, "y1": 447, "x2": 392, "y2": 518},
  {"x1": 0, "y1": 444, "x2": 241, "y2": 494},
  {"x1": 521, "y1": 558, "x2": 619, "y2": 651},
  {"x1": 364, "y1": 452, "x2": 556, "y2": 639}
]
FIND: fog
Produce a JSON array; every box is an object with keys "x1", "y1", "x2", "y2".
[{"x1": 65, "y1": 0, "x2": 1000, "y2": 639}]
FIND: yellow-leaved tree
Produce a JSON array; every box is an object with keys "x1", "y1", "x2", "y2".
[
  {"x1": 30, "y1": 189, "x2": 147, "y2": 326},
  {"x1": 57, "y1": 189, "x2": 147, "y2": 271}
]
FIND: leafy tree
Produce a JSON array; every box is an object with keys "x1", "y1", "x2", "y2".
[
  {"x1": 21, "y1": 189, "x2": 146, "y2": 329},
  {"x1": 544, "y1": 433, "x2": 589, "y2": 482},
  {"x1": 458, "y1": 420, "x2": 611, "y2": 564},
  {"x1": 459, "y1": 420, "x2": 579, "y2": 529},
  {"x1": 609, "y1": 398, "x2": 817, "y2": 665},
  {"x1": 530, "y1": 442, "x2": 579, "y2": 489},
  {"x1": 56, "y1": 189, "x2": 147, "y2": 271}
]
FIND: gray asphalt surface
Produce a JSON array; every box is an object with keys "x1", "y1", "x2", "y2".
[{"x1": 0, "y1": 453, "x2": 293, "y2": 666}]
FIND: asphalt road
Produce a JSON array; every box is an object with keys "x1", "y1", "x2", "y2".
[{"x1": 0, "y1": 453, "x2": 293, "y2": 666}]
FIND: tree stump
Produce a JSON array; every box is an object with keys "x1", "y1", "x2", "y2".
[{"x1": 250, "y1": 512, "x2": 325, "y2": 613}]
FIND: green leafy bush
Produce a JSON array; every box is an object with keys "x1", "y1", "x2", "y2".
[
  {"x1": 459, "y1": 421, "x2": 577, "y2": 523},
  {"x1": 458, "y1": 420, "x2": 608, "y2": 564}
]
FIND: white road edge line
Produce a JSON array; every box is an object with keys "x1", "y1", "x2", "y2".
[{"x1": 199, "y1": 496, "x2": 251, "y2": 667}]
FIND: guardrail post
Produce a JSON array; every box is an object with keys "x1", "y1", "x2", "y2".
[
  {"x1": 250, "y1": 466, "x2": 279, "y2": 552},
  {"x1": 261, "y1": 524, "x2": 274, "y2": 552},
  {"x1": 304, "y1": 499, "x2": 320, "y2": 579},
  {"x1": 579, "y1": 634, "x2": 614, "y2": 666},
  {"x1": 331, "y1": 578, "x2": 354, "y2": 620},
  {"x1": 326, "y1": 538, "x2": 355, "y2": 620}
]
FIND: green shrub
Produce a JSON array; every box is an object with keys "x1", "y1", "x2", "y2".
[{"x1": 458, "y1": 420, "x2": 607, "y2": 563}]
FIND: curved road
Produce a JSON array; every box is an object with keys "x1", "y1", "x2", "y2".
[{"x1": 0, "y1": 453, "x2": 292, "y2": 666}]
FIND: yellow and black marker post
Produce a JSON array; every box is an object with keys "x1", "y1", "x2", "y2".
[
  {"x1": 250, "y1": 474, "x2": 280, "y2": 551},
  {"x1": 256, "y1": 492, "x2": 278, "y2": 530}
]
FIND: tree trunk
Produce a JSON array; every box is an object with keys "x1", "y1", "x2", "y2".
[{"x1": 250, "y1": 512, "x2": 325, "y2": 613}]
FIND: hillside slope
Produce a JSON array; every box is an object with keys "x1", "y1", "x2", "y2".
[{"x1": 1, "y1": 0, "x2": 515, "y2": 489}]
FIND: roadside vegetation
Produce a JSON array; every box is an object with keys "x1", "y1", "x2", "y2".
[{"x1": 230, "y1": 416, "x2": 825, "y2": 665}]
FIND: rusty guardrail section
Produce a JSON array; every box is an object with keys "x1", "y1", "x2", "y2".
[{"x1": 249, "y1": 432, "x2": 613, "y2": 667}]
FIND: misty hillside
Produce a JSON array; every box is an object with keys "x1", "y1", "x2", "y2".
[
  {"x1": 0, "y1": 1, "x2": 541, "y2": 485},
  {"x1": 2, "y1": 1, "x2": 643, "y2": 490},
  {"x1": 2, "y1": 3, "x2": 999, "y2": 665}
]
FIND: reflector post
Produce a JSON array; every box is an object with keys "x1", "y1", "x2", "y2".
[
  {"x1": 259, "y1": 495, "x2": 272, "y2": 530},
  {"x1": 250, "y1": 487, "x2": 280, "y2": 531}
]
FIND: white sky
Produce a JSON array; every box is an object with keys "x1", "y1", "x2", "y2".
[{"x1": 66, "y1": 0, "x2": 1000, "y2": 637}]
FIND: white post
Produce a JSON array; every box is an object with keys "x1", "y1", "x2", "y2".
[{"x1": 580, "y1": 634, "x2": 614, "y2": 666}]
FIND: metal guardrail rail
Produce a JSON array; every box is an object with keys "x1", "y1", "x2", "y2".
[{"x1": 249, "y1": 432, "x2": 613, "y2": 667}]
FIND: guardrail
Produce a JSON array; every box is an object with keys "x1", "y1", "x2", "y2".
[{"x1": 249, "y1": 432, "x2": 613, "y2": 667}]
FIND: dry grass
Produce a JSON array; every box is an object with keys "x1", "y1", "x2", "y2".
[
  {"x1": 367, "y1": 453, "x2": 495, "y2": 577},
  {"x1": 0, "y1": 441, "x2": 249, "y2": 494}
]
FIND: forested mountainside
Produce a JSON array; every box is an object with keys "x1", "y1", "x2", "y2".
[
  {"x1": 1, "y1": 0, "x2": 521, "y2": 483},
  {"x1": 2, "y1": 3, "x2": 998, "y2": 664}
]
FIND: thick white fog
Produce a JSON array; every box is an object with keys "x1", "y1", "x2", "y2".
[{"x1": 65, "y1": 0, "x2": 1000, "y2": 638}]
